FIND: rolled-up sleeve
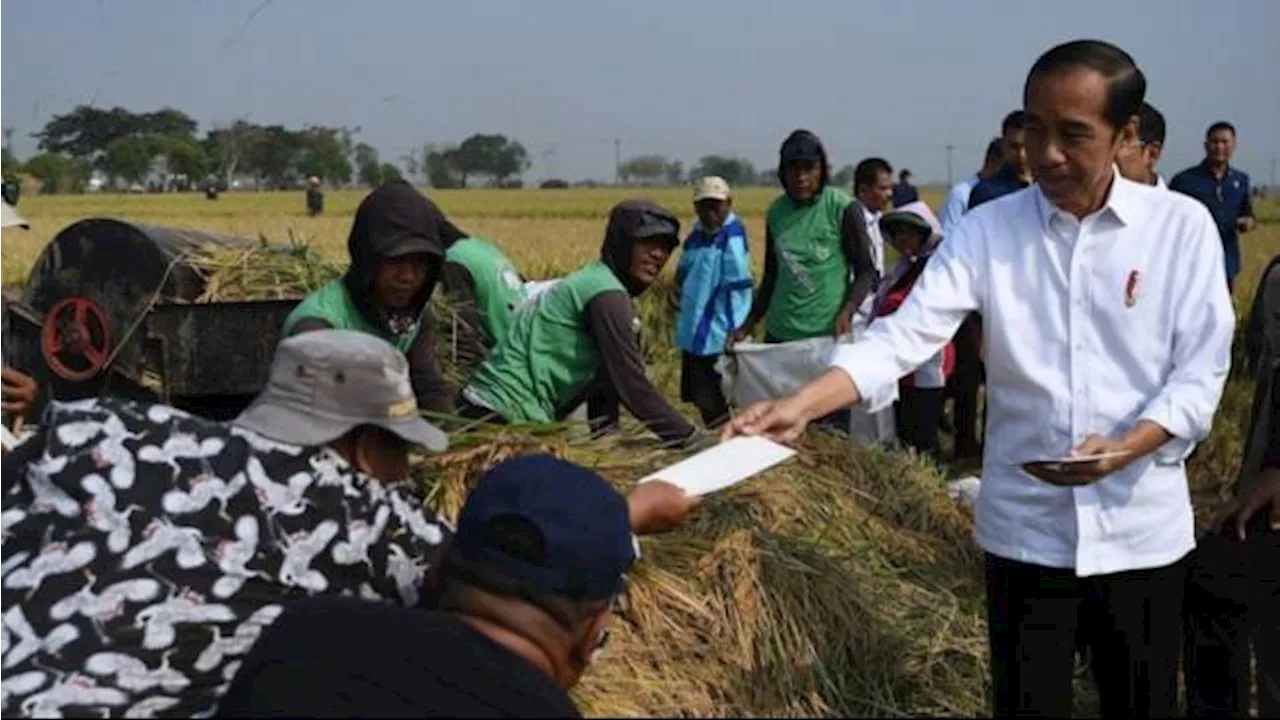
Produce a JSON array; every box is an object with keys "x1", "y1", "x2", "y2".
[
  {"x1": 829, "y1": 223, "x2": 984, "y2": 412},
  {"x1": 1137, "y1": 205, "x2": 1235, "y2": 449}
]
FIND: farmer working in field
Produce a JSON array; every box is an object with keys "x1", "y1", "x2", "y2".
[
  {"x1": 672, "y1": 176, "x2": 752, "y2": 429},
  {"x1": 730, "y1": 130, "x2": 878, "y2": 347},
  {"x1": 1115, "y1": 102, "x2": 1167, "y2": 189},
  {"x1": 1184, "y1": 253, "x2": 1279, "y2": 718},
  {"x1": 305, "y1": 176, "x2": 325, "y2": 216},
  {"x1": 868, "y1": 201, "x2": 952, "y2": 464},
  {"x1": 282, "y1": 180, "x2": 454, "y2": 414},
  {"x1": 724, "y1": 40, "x2": 1235, "y2": 717},
  {"x1": 458, "y1": 199, "x2": 703, "y2": 448},
  {"x1": 1170, "y1": 121, "x2": 1257, "y2": 293},
  {"x1": 217, "y1": 455, "x2": 677, "y2": 718},
  {"x1": 439, "y1": 233, "x2": 532, "y2": 379},
  {"x1": 0, "y1": 329, "x2": 698, "y2": 718}
]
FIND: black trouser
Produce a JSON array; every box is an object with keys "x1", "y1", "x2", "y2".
[
  {"x1": 894, "y1": 386, "x2": 943, "y2": 463},
  {"x1": 763, "y1": 332, "x2": 850, "y2": 433},
  {"x1": 948, "y1": 313, "x2": 984, "y2": 458},
  {"x1": 1184, "y1": 527, "x2": 1280, "y2": 718},
  {"x1": 680, "y1": 351, "x2": 730, "y2": 429},
  {"x1": 985, "y1": 552, "x2": 1187, "y2": 718}
]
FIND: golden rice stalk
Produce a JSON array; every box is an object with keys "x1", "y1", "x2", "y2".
[{"x1": 412, "y1": 424, "x2": 990, "y2": 718}]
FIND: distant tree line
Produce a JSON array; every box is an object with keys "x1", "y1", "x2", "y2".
[{"x1": 0, "y1": 103, "x2": 811, "y2": 194}]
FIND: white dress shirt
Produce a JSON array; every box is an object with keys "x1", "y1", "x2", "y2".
[
  {"x1": 829, "y1": 171, "x2": 1235, "y2": 576},
  {"x1": 1154, "y1": 173, "x2": 1168, "y2": 190},
  {"x1": 939, "y1": 173, "x2": 981, "y2": 233},
  {"x1": 856, "y1": 201, "x2": 886, "y2": 322}
]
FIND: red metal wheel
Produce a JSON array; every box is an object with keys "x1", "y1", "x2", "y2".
[{"x1": 40, "y1": 297, "x2": 113, "y2": 382}]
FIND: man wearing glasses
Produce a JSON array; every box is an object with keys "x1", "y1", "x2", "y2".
[
  {"x1": 1116, "y1": 102, "x2": 1168, "y2": 189},
  {"x1": 217, "y1": 455, "x2": 677, "y2": 718},
  {"x1": 1170, "y1": 121, "x2": 1258, "y2": 292}
]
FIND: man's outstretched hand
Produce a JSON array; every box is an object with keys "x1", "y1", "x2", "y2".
[
  {"x1": 720, "y1": 397, "x2": 811, "y2": 445},
  {"x1": 628, "y1": 480, "x2": 702, "y2": 535},
  {"x1": 1212, "y1": 467, "x2": 1280, "y2": 542}
]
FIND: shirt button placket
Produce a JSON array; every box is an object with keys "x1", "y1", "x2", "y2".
[{"x1": 1068, "y1": 225, "x2": 1092, "y2": 572}]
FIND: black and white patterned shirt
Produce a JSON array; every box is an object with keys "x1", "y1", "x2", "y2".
[{"x1": 1, "y1": 397, "x2": 452, "y2": 718}]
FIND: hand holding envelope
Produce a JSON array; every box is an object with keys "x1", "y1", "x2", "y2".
[{"x1": 1022, "y1": 434, "x2": 1135, "y2": 487}]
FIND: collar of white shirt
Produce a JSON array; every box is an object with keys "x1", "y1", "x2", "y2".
[{"x1": 1032, "y1": 166, "x2": 1142, "y2": 239}]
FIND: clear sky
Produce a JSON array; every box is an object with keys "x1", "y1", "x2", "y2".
[{"x1": 3, "y1": 0, "x2": 1278, "y2": 185}]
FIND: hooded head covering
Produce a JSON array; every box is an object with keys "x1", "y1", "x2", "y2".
[
  {"x1": 878, "y1": 200, "x2": 943, "y2": 258},
  {"x1": 600, "y1": 199, "x2": 681, "y2": 296},
  {"x1": 775, "y1": 129, "x2": 831, "y2": 199},
  {"x1": 343, "y1": 180, "x2": 453, "y2": 334}
]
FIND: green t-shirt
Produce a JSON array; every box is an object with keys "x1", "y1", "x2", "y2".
[
  {"x1": 765, "y1": 186, "x2": 853, "y2": 341},
  {"x1": 445, "y1": 237, "x2": 527, "y2": 345},
  {"x1": 282, "y1": 279, "x2": 421, "y2": 352},
  {"x1": 465, "y1": 260, "x2": 626, "y2": 422}
]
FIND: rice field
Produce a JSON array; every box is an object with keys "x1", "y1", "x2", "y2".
[{"x1": 2, "y1": 188, "x2": 1278, "y2": 717}]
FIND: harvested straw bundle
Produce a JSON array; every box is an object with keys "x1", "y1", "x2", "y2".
[
  {"x1": 414, "y1": 422, "x2": 990, "y2": 718},
  {"x1": 188, "y1": 238, "x2": 342, "y2": 302}
]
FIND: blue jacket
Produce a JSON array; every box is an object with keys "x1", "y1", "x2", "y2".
[
  {"x1": 675, "y1": 213, "x2": 752, "y2": 356},
  {"x1": 1169, "y1": 162, "x2": 1254, "y2": 283}
]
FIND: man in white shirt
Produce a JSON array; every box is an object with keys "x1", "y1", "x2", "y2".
[
  {"x1": 939, "y1": 137, "x2": 1004, "y2": 234},
  {"x1": 724, "y1": 39, "x2": 1234, "y2": 718},
  {"x1": 1116, "y1": 101, "x2": 1168, "y2": 189}
]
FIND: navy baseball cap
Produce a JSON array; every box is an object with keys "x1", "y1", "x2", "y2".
[{"x1": 453, "y1": 454, "x2": 637, "y2": 602}]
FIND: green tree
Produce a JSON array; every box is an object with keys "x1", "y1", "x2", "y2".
[
  {"x1": 690, "y1": 155, "x2": 756, "y2": 186},
  {"x1": 101, "y1": 136, "x2": 155, "y2": 188},
  {"x1": 157, "y1": 136, "x2": 209, "y2": 189},
  {"x1": 204, "y1": 120, "x2": 263, "y2": 187},
  {"x1": 354, "y1": 142, "x2": 382, "y2": 187},
  {"x1": 295, "y1": 126, "x2": 353, "y2": 186},
  {"x1": 663, "y1": 159, "x2": 685, "y2": 186},
  {"x1": 36, "y1": 105, "x2": 198, "y2": 161},
  {"x1": 378, "y1": 163, "x2": 403, "y2": 183},
  {"x1": 422, "y1": 143, "x2": 462, "y2": 189},
  {"x1": 244, "y1": 125, "x2": 301, "y2": 189},
  {"x1": 23, "y1": 152, "x2": 89, "y2": 193},
  {"x1": 619, "y1": 154, "x2": 667, "y2": 185},
  {"x1": 453, "y1": 133, "x2": 529, "y2": 187}
]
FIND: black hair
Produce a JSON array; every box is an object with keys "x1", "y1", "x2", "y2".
[
  {"x1": 1024, "y1": 39, "x2": 1146, "y2": 131},
  {"x1": 984, "y1": 137, "x2": 1004, "y2": 162},
  {"x1": 1206, "y1": 121, "x2": 1236, "y2": 139},
  {"x1": 1001, "y1": 110, "x2": 1028, "y2": 135},
  {"x1": 899, "y1": 168, "x2": 912, "y2": 180},
  {"x1": 854, "y1": 157, "x2": 893, "y2": 192},
  {"x1": 1138, "y1": 102, "x2": 1167, "y2": 145}
]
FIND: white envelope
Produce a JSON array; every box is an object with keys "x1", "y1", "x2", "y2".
[{"x1": 639, "y1": 436, "x2": 796, "y2": 497}]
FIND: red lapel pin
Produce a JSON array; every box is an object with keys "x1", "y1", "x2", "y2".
[{"x1": 1124, "y1": 270, "x2": 1141, "y2": 308}]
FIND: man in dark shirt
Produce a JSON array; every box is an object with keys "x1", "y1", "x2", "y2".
[
  {"x1": 1115, "y1": 102, "x2": 1167, "y2": 187},
  {"x1": 1185, "y1": 254, "x2": 1279, "y2": 718},
  {"x1": 891, "y1": 168, "x2": 919, "y2": 207},
  {"x1": 967, "y1": 110, "x2": 1034, "y2": 210},
  {"x1": 216, "y1": 454, "x2": 672, "y2": 718},
  {"x1": 1170, "y1": 122, "x2": 1257, "y2": 292},
  {"x1": 947, "y1": 110, "x2": 1035, "y2": 460}
]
